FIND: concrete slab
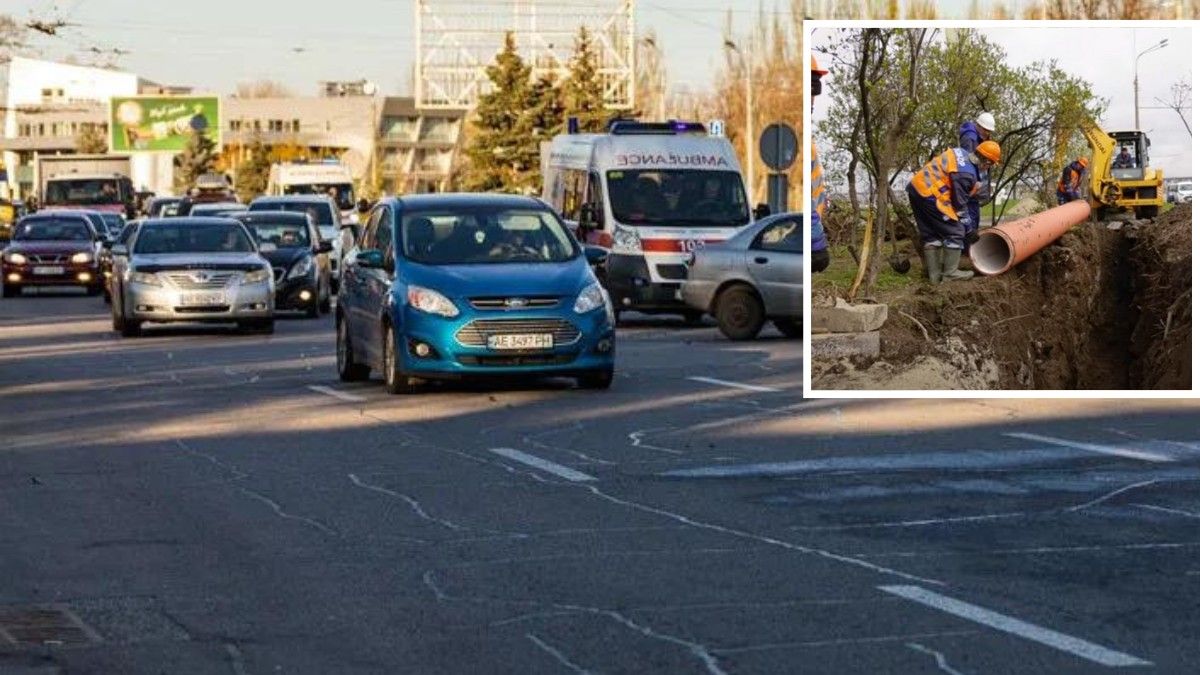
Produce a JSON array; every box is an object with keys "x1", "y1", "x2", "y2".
[
  {"x1": 811, "y1": 299, "x2": 889, "y2": 333},
  {"x1": 812, "y1": 331, "x2": 881, "y2": 359}
]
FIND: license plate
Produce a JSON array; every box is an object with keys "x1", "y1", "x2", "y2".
[
  {"x1": 179, "y1": 291, "x2": 226, "y2": 306},
  {"x1": 487, "y1": 334, "x2": 554, "y2": 351},
  {"x1": 33, "y1": 266, "x2": 64, "y2": 275}
]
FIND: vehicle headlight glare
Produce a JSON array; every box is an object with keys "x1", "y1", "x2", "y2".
[
  {"x1": 286, "y1": 256, "x2": 314, "y2": 280},
  {"x1": 407, "y1": 285, "x2": 459, "y2": 318},
  {"x1": 244, "y1": 268, "x2": 271, "y2": 284},
  {"x1": 71, "y1": 252, "x2": 92, "y2": 264},
  {"x1": 6, "y1": 252, "x2": 27, "y2": 264},
  {"x1": 574, "y1": 283, "x2": 607, "y2": 314}
]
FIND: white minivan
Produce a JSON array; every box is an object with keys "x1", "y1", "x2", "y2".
[{"x1": 542, "y1": 121, "x2": 752, "y2": 321}]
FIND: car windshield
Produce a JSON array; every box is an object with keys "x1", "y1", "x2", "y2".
[
  {"x1": 13, "y1": 217, "x2": 93, "y2": 241},
  {"x1": 191, "y1": 204, "x2": 241, "y2": 216},
  {"x1": 100, "y1": 214, "x2": 124, "y2": 233},
  {"x1": 133, "y1": 222, "x2": 255, "y2": 254},
  {"x1": 244, "y1": 220, "x2": 311, "y2": 248},
  {"x1": 252, "y1": 202, "x2": 333, "y2": 226},
  {"x1": 402, "y1": 208, "x2": 577, "y2": 265},
  {"x1": 45, "y1": 179, "x2": 122, "y2": 205},
  {"x1": 606, "y1": 170, "x2": 749, "y2": 227},
  {"x1": 149, "y1": 199, "x2": 180, "y2": 217},
  {"x1": 283, "y1": 183, "x2": 354, "y2": 210}
]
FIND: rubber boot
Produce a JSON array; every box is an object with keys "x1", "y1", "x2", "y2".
[
  {"x1": 941, "y1": 248, "x2": 975, "y2": 281},
  {"x1": 922, "y1": 246, "x2": 943, "y2": 284}
]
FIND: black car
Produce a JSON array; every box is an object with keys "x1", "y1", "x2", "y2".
[
  {"x1": 99, "y1": 220, "x2": 141, "y2": 304},
  {"x1": 232, "y1": 211, "x2": 332, "y2": 317}
]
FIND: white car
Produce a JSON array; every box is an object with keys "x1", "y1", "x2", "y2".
[{"x1": 1178, "y1": 182, "x2": 1192, "y2": 203}]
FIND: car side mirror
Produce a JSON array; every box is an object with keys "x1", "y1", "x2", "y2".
[
  {"x1": 317, "y1": 240, "x2": 333, "y2": 254},
  {"x1": 584, "y1": 245, "x2": 608, "y2": 267},
  {"x1": 358, "y1": 248, "x2": 385, "y2": 269},
  {"x1": 111, "y1": 244, "x2": 128, "y2": 256},
  {"x1": 579, "y1": 204, "x2": 599, "y2": 230}
]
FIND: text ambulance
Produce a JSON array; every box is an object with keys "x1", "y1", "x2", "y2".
[{"x1": 543, "y1": 121, "x2": 750, "y2": 319}]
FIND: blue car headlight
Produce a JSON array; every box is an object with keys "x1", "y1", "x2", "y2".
[
  {"x1": 407, "y1": 285, "x2": 459, "y2": 318},
  {"x1": 573, "y1": 282, "x2": 609, "y2": 316}
]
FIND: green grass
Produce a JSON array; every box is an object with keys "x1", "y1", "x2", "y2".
[
  {"x1": 980, "y1": 199, "x2": 1016, "y2": 219},
  {"x1": 817, "y1": 244, "x2": 921, "y2": 295}
]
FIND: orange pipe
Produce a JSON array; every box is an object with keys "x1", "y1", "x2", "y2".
[{"x1": 969, "y1": 200, "x2": 1091, "y2": 276}]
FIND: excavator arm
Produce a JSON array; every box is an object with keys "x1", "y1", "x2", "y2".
[{"x1": 1080, "y1": 117, "x2": 1118, "y2": 207}]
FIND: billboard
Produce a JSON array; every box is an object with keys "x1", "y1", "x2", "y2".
[{"x1": 109, "y1": 95, "x2": 221, "y2": 152}]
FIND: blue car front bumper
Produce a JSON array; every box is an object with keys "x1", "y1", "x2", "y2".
[{"x1": 394, "y1": 306, "x2": 616, "y2": 379}]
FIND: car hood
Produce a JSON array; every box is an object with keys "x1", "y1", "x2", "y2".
[
  {"x1": 259, "y1": 247, "x2": 309, "y2": 268},
  {"x1": 4, "y1": 240, "x2": 94, "y2": 255},
  {"x1": 129, "y1": 252, "x2": 266, "y2": 271},
  {"x1": 404, "y1": 258, "x2": 592, "y2": 298}
]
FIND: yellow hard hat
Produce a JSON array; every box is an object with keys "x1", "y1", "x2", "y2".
[
  {"x1": 811, "y1": 55, "x2": 828, "y2": 76},
  {"x1": 976, "y1": 140, "x2": 1001, "y2": 163}
]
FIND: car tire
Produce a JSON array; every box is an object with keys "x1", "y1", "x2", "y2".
[
  {"x1": 319, "y1": 284, "x2": 332, "y2": 314},
  {"x1": 336, "y1": 314, "x2": 370, "y2": 382},
  {"x1": 772, "y1": 319, "x2": 803, "y2": 338},
  {"x1": 578, "y1": 368, "x2": 614, "y2": 390},
  {"x1": 682, "y1": 310, "x2": 705, "y2": 326},
  {"x1": 383, "y1": 324, "x2": 419, "y2": 395},
  {"x1": 120, "y1": 315, "x2": 141, "y2": 338},
  {"x1": 715, "y1": 285, "x2": 765, "y2": 341},
  {"x1": 2, "y1": 284, "x2": 16, "y2": 298},
  {"x1": 305, "y1": 295, "x2": 320, "y2": 319},
  {"x1": 85, "y1": 284, "x2": 101, "y2": 297}
]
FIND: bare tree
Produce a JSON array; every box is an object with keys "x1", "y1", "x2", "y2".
[
  {"x1": 234, "y1": 80, "x2": 294, "y2": 98},
  {"x1": 1156, "y1": 79, "x2": 1192, "y2": 137}
]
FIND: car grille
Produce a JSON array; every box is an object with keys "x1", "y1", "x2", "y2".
[
  {"x1": 27, "y1": 254, "x2": 70, "y2": 264},
  {"x1": 457, "y1": 354, "x2": 577, "y2": 367},
  {"x1": 455, "y1": 319, "x2": 581, "y2": 347},
  {"x1": 174, "y1": 305, "x2": 231, "y2": 313},
  {"x1": 469, "y1": 296, "x2": 561, "y2": 310},
  {"x1": 164, "y1": 271, "x2": 237, "y2": 290},
  {"x1": 656, "y1": 264, "x2": 688, "y2": 280}
]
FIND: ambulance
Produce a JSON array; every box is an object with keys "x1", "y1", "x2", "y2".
[
  {"x1": 267, "y1": 160, "x2": 357, "y2": 224},
  {"x1": 542, "y1": 120, "x2": 751, "y2": 320}
]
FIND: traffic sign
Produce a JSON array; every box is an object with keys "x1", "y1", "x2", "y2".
[
  {"x1": 708, "y1": 119, "x2": 726, "y2": 138},
  {"x1": 759, "y1": 123, "x2": 798, "y2": 172}
]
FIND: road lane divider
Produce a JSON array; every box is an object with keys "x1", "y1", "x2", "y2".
[
  {"x1": 307, "y1": 385, "x2": 367, "y2": 402},
  {"x1": 879, "y1": 585, "x2": 1152, "y2": 667},
  {"x1": 1005, "y1": 432, "x2": 1174, "y2": 463},
  {"x1": 687, "y1": 376, "x2": 781, "y2": 393},
  {"x1": 488, "y1": 448, "x2": 597, "y2": 482}
]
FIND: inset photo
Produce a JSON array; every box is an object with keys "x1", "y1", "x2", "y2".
[{"x1": 807, "y1": 24, "x2": 1193, "y2": 393}]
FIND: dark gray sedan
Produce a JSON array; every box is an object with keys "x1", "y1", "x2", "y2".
[{"x1": 681, "y1": 213, "x2": 803, "y2": 340}]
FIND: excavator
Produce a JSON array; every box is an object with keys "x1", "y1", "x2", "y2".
[{"x1": 1073, "y1": 118, "x2": 1165, "y2": 219}]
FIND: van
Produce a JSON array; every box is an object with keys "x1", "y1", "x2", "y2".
[
  {"x1": 542, "y1": 121, "x2": 751, "y2": 320},
  {"x1": 267, "y1": 161, "x2": 357, "y2": 224}
]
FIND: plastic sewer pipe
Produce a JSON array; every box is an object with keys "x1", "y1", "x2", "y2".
[{"x1": 969, "y1": 199, "x2": 1092, "y2": 276}]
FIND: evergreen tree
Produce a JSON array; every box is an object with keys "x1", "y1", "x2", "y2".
[
  {"x1": 74, "y1": 123, "x2": 108, "y2": 154},
  {"x1": 518, "y1": 73, "x2": 566, "y2": 193},
  {"x1": 461, "y1": 32, "x2": 536, "y2": 192},
  {"x1": 235, "y1": 135, "x2": 272, "y2": 202},
  {"x1": 173, "y1": 129, "x2": 219, "y2": 192},
  {"x1": 561, "y1": 27, "x2": 609, "y2": 133}
]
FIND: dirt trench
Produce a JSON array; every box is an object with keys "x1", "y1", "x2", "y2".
[{"x1": 814, "y1": 207, "x2": 1192, "y2": 391}]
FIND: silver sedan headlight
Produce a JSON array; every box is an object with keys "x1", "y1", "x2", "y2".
[
  {"x1": 130, "y1": 270, "x2": 161, "y2": 286},
  {"x1": 243, "y1": 268, "x2": 271, "y2": 284}
]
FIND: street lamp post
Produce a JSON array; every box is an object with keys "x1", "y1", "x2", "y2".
[
  {"x1": 1134, "y1": 38, "x2": 1169, "y2": 130},
  {"x1": 724, "y1": 38, "x2": 754, "y2": 203}
]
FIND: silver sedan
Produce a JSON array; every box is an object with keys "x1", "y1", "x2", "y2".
[
  {"x1": 110, "y1": 218, "x2": 275, "y2": 337},
  {"x1": 681, "y1": 213, "x2": 803, "y2": 340}
]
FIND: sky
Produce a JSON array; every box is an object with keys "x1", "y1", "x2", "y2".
[
  {"x1": 812, "y1": 26, "x2": 1193, "y2": 179},
  {"x1": 7, "y1": 0, "x2": 764, "y2": 95}
]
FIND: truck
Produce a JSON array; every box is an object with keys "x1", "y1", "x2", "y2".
[
  {"x1": 36, "y1": 154, "x2": 136, "y2": 219},
  {"x1": 266, "y1": 161, "x2": 356, "y2": 224}
]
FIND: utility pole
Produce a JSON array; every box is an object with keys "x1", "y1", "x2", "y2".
[{"x1": 1135, "y1": 39, "x2": 1169, "y2": 131}]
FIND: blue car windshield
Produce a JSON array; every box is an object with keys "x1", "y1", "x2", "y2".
[{"x1": 402, "y1": 208, "x2": 578, "y2": 265}]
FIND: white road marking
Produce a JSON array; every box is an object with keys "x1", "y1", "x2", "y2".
[
  {"x1": 1135, "y1": 503, "x2": 1200, "y2": 519},
  {"x1": 1006, "y1": 432, "x2": 1174, "y2": 463},
  {"x1": 307, "y1": 384, "x2": 367, "y2": 402},
  {"x1": 880, "y1": 585, "x2": 1152, "y2": 667},
  {"x1": 687, "y1": 376, "x2": 780, "y2": 393},
  {"x1": 488, "y1": 448, "x2": 597, "y2": 482}
]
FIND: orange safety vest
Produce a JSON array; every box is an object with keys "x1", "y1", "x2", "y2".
[
  {"x1": 1057, "y1": 164, "x2": 1083, "y2": 194},
  {"x1": 811, "y1": 145, "x2": 827, "y2": 220},
  {"x1": 910, "y1": 148, "x2": 976, "y2": 221}
]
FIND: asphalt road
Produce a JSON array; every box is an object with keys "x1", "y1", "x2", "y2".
[{"x1": 1, "y1": 290, "x2": 1199, "y2": 674}]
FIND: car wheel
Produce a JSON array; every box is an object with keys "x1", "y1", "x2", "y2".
[
  {"x1": 715, "y1": 285, "x2": 765, "y2": 341},
  {"x1": 85, "y1": 284, "x2": 101, "y2": 297},
  {"x1": 578, "y1": 368, "x2": 614, "y2": 390},
  {"x1": 1, "y1": 284, "x2": 16, "y2": 298},
  {"x1": 336, "y1": 314, "x2": 370, "y2": 382},
  {"x1": 682, "y1": 310, "x2": 705, "y2": 326},
  {"x1": 319, "y1": 284, "x2": 332, "y2": 314},
  {"x1": 772, "y1": 319, "x2": 803, "y2": 338},
  {"x1": 305, "y1": 295, "x2": 320, "y2": 319},
  {"x1": 383, "y1": 324, "x2": 419, "y2": 395},
  {"x1": 120, "y1": 315, "x2": 141, "y2": 338}
]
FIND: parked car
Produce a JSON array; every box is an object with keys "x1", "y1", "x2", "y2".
[
  {"x1": 232, "y1": 211, "x2": 333, "y2": 318},
  {"x1": 681, "y1": 212, "x2": 803, "y2": 340},
  {"x1": 1178, "y1": 182, "x2": 1192, "y2": 203},
  {"x1": 2, "y1": 212, "x2": 105, "y2": 297},
  {"x1": 110, "y1": 218, "x2": 274, "y2": 336},
  {"x1": 337, "y1": 193, "x2": 616, "y2": 394},
  {"x1": 248, "y1": 195, "x2": 349, "y2": 289}
]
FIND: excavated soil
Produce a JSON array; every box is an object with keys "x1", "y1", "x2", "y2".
[{"x1": 814, "y1": 207, "x2": 1192, "y2": 391}]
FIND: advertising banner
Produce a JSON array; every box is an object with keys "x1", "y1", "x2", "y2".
[{"x1": 109, "y1": 96, "x2": 221, "y2": 152}]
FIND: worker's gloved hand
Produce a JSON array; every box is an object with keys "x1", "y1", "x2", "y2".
[
  {"x1": 957, "y1": 211, "x2": 973, "y2": 231},
  {"x1": 966, "y1": 230, "x2": 980, "y2": 245}
]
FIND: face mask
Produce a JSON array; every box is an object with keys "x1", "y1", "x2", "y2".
[{"x1": 811, "y1": 76, "x2": 823, "y2": 96}]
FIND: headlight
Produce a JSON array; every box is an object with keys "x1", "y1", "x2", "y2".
[
  {"x1": 573, "y1": 283, "x2": 607, "y2": 314},
  {"x1": 243, "y1": 267, "x2": 271, "y2": 284},
  {"x1": 611, "y1": 227, "x2": 642, "y2": 255},
  {"x1": 130, "y1": 270, "x2": 161, "y2": 286},
  {"x1": 5, "y1": 252, "x2": 27, "y2": 264},
  {"x1": 407, "y1": 285, "x2": 459, "y2": 318},
  {"x1": 71, "y1": 252, "x2": 93, "y2": 264},
  {"x1": 286, "y1": 256, "x2": 314, "y2": 280}
]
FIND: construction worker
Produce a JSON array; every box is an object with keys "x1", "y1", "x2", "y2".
[
  {"x1": 1056, "y1": 156, "x2": 1089, "y2": 204},
  {"x1": 906, "y1": 139, "x2": 1002, "y2": 283},
  {"x1": 1114, "y1": 147, "x2": 1135, "y2": 169},
  {"x1": 959, "y1": 112, "x2": 996, "y2": 245},
  {"x1": 810, "y1": 54, "x2": 830, "y2": 273}
]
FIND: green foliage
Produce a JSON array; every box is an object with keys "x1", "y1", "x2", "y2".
[
  {"x1": 173, "y1": 129, "x2": 219, "y2": 192},
  {"x1": 461, "y1": 32, "x2": 538, "y2": 193},
  {"x1": 235, "y1": 135, "x2": 271, "y2": 202},
  {"x1": 74, "y1": 123, "x2": 108, "y2": 154},
  {"x1": 560, "y1": 27, "x2": 609, "y2": 133}
]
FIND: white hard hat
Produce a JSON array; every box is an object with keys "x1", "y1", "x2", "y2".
[{"x1": 975, "y1": 112, "x2": 996, "y2": 133}]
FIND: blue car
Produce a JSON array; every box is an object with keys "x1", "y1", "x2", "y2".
[{"x1": 336, "y1": 194, "x2": 617, "y2": 394}]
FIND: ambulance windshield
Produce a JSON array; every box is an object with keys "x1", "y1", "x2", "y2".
[{"x1": 606, "y1": 170, "x2": 749, "y2": 227}]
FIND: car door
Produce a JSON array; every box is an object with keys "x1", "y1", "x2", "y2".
[
  {"x1": 308, "y1": 218, "x2": 331, "y2": 295},
  {"x1": 359, "y1": 206, "x2": 395, "y2": 366},
  {"x1": 746, "y1": 216, "x2": 803, "y2": 317},
  {"x1": 344, "y1": 207, "x2": 381, "y2": 343}
]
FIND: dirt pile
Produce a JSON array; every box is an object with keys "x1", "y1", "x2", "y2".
[{"x1": 815, "y1": 208, "x2": 1191, "y2": 391}]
